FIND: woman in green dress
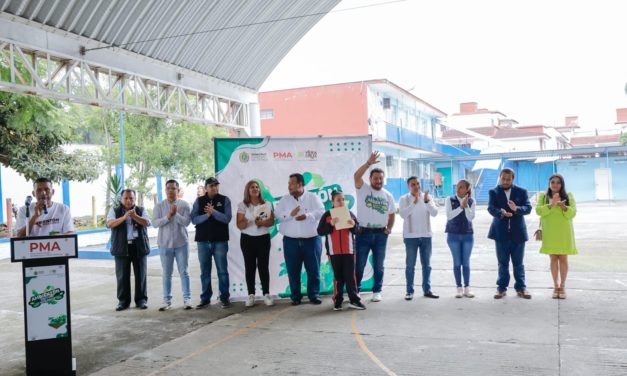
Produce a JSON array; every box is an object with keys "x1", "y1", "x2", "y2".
[{"x1": 536, "y1": 174, "x2": 577, "y2": 299}]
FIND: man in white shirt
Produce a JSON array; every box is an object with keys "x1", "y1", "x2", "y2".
[
  {"x1": 152, "y1": 179, "x2": 192, "y2": 311},
  {"x1": 275, "y1": 173, "x2": 324, "y2": 305},
  {"x1": 16, "y1": 178, "x2": 75, "y2": 237},
  {"x1": 399, "y1": 176, "x2": 438, "y2": 300},
  {"x1": 354, "y1": 152, "x2": 396, "y2": 302}
]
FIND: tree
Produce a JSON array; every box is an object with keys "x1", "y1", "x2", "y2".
[
  {"x1": 69, "y1": 102, "x2": 227, "y2": 208},
  {"x1": 0, "y1": 91, "x2": 101, "y2": 182},
  {"x1": 621, "y1": 132, "x2": 626, "y2": 145},
  {"x1": 125, "y1": 116, "x2": 227, "y2": 205}
]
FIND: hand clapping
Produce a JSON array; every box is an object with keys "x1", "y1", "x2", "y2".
[
  {"x1": 168, "y1": 204, "x2": 177, "y2": 219},
  {"x1": 204, "y1": 203, "x2": 214, "y2": 216},
  {"x1": 507, "y1": 200, "x2": 517, "y2": 212},
  {"x1": 461, "y1": 194, "x2": 469, "y2": 209}
]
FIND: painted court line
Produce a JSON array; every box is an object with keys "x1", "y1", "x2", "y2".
[
  {"x1": 351, "y1": 312, "x2": 398, "y2": 376},
  {"x1": 615, "y1": 280, "x2": 627, "y2": 288},
  {"x1": 146, "y1": 306, "x2": 291, "y2": 376}
]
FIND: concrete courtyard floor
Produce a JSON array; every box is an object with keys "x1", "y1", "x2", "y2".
[{"x1": 1, "y1": 202, "x2": 626, "y2": 375}]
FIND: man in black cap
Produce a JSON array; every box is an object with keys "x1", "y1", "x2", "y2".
[{"x1": 191, "y1": 177, "x2": 232, "y2": 308}]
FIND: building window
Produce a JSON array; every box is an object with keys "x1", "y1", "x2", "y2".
[{"x1": 260, "y1": 109, "x2": 274, "y2": 120}]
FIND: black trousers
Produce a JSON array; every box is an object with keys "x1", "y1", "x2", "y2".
[
  {"x1": 329, "y1": 254, "x2": 360, "y2": 304},
  {"x1": 114, "y1": 243, "x2": 148, "y2": 306},
  {"x1": 240, "y1": 233, "x2": 271, "y2": 295}
]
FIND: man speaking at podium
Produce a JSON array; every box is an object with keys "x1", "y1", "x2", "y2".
[{"x1": 16, "y1": 177, "x2": 75, "y2": 238}]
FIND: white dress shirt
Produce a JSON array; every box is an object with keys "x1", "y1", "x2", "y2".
[
  {"x1": 275, "y1": 191, "x2": 324, "y2": 238},
  {"x1": 445, "y1": 195, "x2": 476, "y2": 222},
  {"x1": 399, "y1": 192, "x2": 438, "y2": 238}
]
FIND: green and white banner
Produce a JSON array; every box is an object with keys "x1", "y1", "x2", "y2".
[
  {"x1": 215, "y1": 136, "x2": 373, "y2": 299},
  {"x1": 24, "y1": 265, "x2": 68, "y2": 341}
]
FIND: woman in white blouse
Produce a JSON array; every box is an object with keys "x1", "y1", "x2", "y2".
[
  {"x1": 236, "y1": 180, "x2": 276, "y2": 307},
  {"x1": 444, "y1": 179, "x2": 476, "y2": 298}
]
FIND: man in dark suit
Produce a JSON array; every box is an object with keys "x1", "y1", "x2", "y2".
[{"x1": 487, "y1": 168, "x2": 532, "y2": 299}]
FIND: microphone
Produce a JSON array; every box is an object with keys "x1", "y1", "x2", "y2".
[
  {"x1": 25, "y1": 196, "x2": 32, "y2": 217},
  {"x1": 43, "y1": 203, "x2": 48, "y2": 215}
]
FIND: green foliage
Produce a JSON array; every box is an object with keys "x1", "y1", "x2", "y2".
[
  {"x1": 621, "y1": 132, "x2": 627, "y2": 145},
  {"x1": 108, "y1": 174, "x2": 123, "y2": 208},
  {"x1": 97, "y1": 112, "x2": 226, "y2": 205},
  {"x1": 0, "y1": 91, "x2": 101, "y2": 182},
  {"x1": 172, "y1": 122, "x2": 227, "y2": 184},
  {"x1": 51, "y1": 100, "x2": 227, "y2": 208}
]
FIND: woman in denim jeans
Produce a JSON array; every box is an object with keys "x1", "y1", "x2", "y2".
[{"x1": 445, "y1": 179, "x2": 476, "y2": 298}]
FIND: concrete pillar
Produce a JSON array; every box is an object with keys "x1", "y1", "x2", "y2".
[{"x1": 249, "y1": 102, "x2": 261, "y2": 137}]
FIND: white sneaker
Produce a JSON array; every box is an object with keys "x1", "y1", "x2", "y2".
[
  {"x1": 158, "y1": 303, "x2": 171, "y2": 311},
  {"x1": 371, "y1": 292, "x2": 382, "y2": 302},
  {"x1": 263, "y1": 294, "x2": 274, "y2": 306},
  {"x1": 245, "y1": 294, "x2": 255, "y2": 307},
  {"x1": 464, "y1": 287, "x2": 475, "y2": 298},
  {"x1": 455, "y1": 287, "x2": 463, "y2": 298}
]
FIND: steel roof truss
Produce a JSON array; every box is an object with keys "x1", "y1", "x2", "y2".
[{"x1": 0, "y1": 39, "x2": 247, "y2": 130}]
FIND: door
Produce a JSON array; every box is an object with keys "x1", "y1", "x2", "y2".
[{"x1": 595, "y1": 168, "x2": 613, "y2": 200}]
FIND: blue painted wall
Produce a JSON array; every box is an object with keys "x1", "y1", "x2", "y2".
[
  {"x1": 436, "y1": 144, "x2": 481, "y2": 157},
  {"x1": 512, "y1": 161, "x2": 555, "y2": 195},
  {"x1": 556, "y1": 156, "x2": 627, "y2": 201},
  {"x1": 384, "y1": 178, "x2": 407, "y2": 202},
  {"x1": 385, "y1": 124, "x2": 435, "y2": 151}
]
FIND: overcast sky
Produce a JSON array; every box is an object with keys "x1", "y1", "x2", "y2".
[{"x1": 261, "y1": 0, "x2": 627, "y2": 130}]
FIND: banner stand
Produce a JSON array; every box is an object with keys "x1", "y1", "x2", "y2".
[
  {"x1": 11, "y1": 234, "x2": 77, "y2": 376},
  {"x1": 214, "y1": 135, "x2": 374, "y2": 299}
]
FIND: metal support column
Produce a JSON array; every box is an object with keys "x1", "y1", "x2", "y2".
[{"x1": 62, "y1": 179, "x2": 70, "y2": 207}]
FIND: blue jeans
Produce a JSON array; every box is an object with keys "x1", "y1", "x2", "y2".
[
  {"x1": 283, "y1": 236, "x2": 322, "y2": 302},
  {"x1": 355, "y1": 232, "x2": 388, "y2": 293},
  {"x1": 495, "y1": 240, "x2": 526, "y2": 292},
  {"x1": 197, "y1": 241, "x2": 230, "y2": 302},
  {"x1": 404, "y1": 237, "x2": 433, "y2": 294},
  {"x1": 159, "y1": 244, "x2": 191, "y2": 305},
  {"x1": 447, "y1": 233, "x2": 474, "y2": 288}
]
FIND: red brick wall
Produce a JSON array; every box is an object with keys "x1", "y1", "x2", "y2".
[{"x1": 259, "y1": 83, "x2": 369, "y2": 136}]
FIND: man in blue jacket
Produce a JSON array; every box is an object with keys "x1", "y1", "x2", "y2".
[{"x1": 488, "y1": 168, "x2": 532, "y2": 299}]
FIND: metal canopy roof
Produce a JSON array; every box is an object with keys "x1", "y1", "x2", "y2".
[
  {"x1": 1, "y1": 0, "x2": 338, "y2": 90},
  {"x1": 0, "y1": 0, "x2": 340, "y2": 132}
]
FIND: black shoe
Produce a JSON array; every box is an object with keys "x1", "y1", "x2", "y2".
[
  {"x1": 424, "y1": 292, "x2": 439, "y2": 299},
  {"x1": 196, "y1": 301, "x2": 210, "y2": 309},
  {"x1": 115, "y1": 304, "x2": 129, "y2": 311},
  {"x1": 333, "y1": 301, "x2": 343, "y2": 311},
  {"x1": 348, "y1": 301, "x2": 366, "y2": 310},
  {"x1": 310, "y1": 298, "x2": 322, "y2": 305},
  {"x1": 220, "y1": 299, "x2": 231, "y2": 309},
  {"x1": 291, "y1": 299, "x2": 301, "y2": 306},
  {"x1": 137, "y1": 302, "x2": 148, "y2": 309}
]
